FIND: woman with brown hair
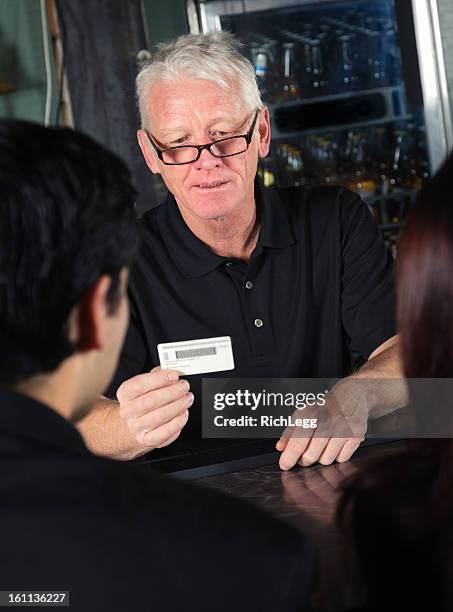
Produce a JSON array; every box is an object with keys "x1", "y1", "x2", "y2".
[{"x1": 339, "y1": 152, "x2": 453, "y2": 611}]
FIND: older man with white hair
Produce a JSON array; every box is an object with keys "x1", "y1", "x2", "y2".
[{"x1": 78, "y1": 32, "x2": 402, "y2": 470}]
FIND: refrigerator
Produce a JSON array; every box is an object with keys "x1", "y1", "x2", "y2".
[{"x1": 186, "y1": 0, "x2": 453, "y2": 256}]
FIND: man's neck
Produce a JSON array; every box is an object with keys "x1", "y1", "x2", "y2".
[
  {"x1": 177, "y1": 198, "x2": 260, "y2": 261},
  {"x1": 14, "y1": 362, "x2": 80, "y2": 423}
]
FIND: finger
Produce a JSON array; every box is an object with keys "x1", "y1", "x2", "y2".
[
  {"x1": 156, "y1": 427, "x2": 184, "y2": 449},
  {"x1": 276, "y1": 401, "x2": 321, "y2": 451},
  {"x1": 336, "y1": 437, "x2": 363, "y2": 463},
  {"x1": 279, "y1": 435, "x2": 311, "y2": 471},
  {"x1": 276, "y1": 437, "x2": 289, "y2": 452},
  {"x1": 120, "y1": 379, "x2": 191, "y2": 419},
  {"x1": 298, "y1": 437, "x2": 330, "y2": 467},
  {"x1": 131, "y1": 392, "x2": 194, "y2": 436},
  {"x1": 277, "y1": 412, "x2": 318, "y2": 451},
  {"x1": 318, "y1": 438, "x2": 348, "y2": 466},
  {"x1": 143, "y1": 410, "x2": 190, "y2": 448},
  {"x1": 276, "y1": 423, "x2": 295, "y2": 451},
  {"x1": 117, "y1": 368, "x2": 181, "y2": 402}
]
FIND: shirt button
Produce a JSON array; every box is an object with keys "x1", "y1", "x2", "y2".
[
  {"x1": 254, "y1": 318, "x2": 264, "y2": 328},
  {"x1": 225, "y1": 260, "x2": 232, "y2": 268},
  {"x1": 245, "y1": 281, "x2": 254, "y2": 290}
]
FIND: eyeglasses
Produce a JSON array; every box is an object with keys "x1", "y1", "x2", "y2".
[{"x1": 145, "y1": 109, "x2": 260, "y2": 166}]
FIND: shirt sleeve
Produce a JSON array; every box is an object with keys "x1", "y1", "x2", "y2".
[
  {"x1": 103, "y1": 291, "x2": 149, "y2": 400},
  {"x1": 340, "y1": 190, "x2": 396, "y2": 360}
]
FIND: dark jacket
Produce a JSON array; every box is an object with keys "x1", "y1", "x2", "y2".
[{"x1": 0, "y1": 388, "x2": 315, "y2": 611}]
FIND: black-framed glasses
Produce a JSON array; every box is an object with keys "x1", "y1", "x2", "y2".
[{"x1": 145, "y1": 109, "x2": 260, "y2": 166}]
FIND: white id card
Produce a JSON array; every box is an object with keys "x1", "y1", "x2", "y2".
[{"x1": 157, "y1": 336, "x2": 235, "y2": 376}]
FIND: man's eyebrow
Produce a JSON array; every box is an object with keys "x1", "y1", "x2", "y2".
[
  {"x1": 154, "y1": 114, "x2": 249, "y2": 142},
  {"x1": 209, "y1": 114, "x2": 248, "y2": 129},
  {"x1": 155, "y1": 127, "x2": 189, "y2": 140}
]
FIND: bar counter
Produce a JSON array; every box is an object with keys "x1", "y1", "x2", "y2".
[{"x1": 196, "y1": 441, "x2": 405, "y2": 612}]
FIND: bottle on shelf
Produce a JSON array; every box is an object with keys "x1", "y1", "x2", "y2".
[
  {"x1": 337, "y1": 33, "x2": 359, "y2": 89},
  {"x1": 280, "y1": 42, "x2": 298, "y2": 100},
  {"x1": 249, "y1": 42, "x2": 269, "y2": 99},
  {"x1": 366, "y1": 30, "x2": 387, "y2": 85},
  {"x1": 310, "y1": 38, "x2": 328, "y2": 92}
]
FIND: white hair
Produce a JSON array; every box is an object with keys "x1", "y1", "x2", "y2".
[{"x1": 136, "y1": 31, "x2": 263, "y2": 130}]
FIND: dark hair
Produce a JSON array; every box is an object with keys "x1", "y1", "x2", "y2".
[
  {"x1": 338, "y1": 154, "x2": 453, "y2": 608},
  {"x1": 0, "y1": 120, "x2": 139, "y2": 384},
  {"x1": 396, "y1": 152, "x2": 453, "y2": 521},
  {"x1": 398, "y1": 154, "x2": 453, "y2": 378},
  {"x1": 340, "y1": 152, "x2": 453, "y2": 508}
]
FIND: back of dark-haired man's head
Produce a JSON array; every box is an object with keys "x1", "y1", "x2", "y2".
[{"x1": 0, "y1": 120, "x2": 139, "y2": 422}]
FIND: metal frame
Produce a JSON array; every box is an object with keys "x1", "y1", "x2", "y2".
[
  {"x1": 186, "y1": 0, "x2": 201, "y2": 33},
  {"x1": 412, "y1": 0, "x2": 453, "y2": 171},
  {"x1": 430, "y1": 0, "x2": 453, "y2": 154},
  {"x1": 188, "y1": 0, "x2": 345, "y2": 33}
]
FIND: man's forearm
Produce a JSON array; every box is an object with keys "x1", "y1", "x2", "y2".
[
  {"x1": 77, "y1": 398, "x2": 149, "y2": 461},
  {"x1": 353, "y1": 342, "x2": 408, "y2": 420}
]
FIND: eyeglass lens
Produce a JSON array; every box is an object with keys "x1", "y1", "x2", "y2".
[{"x1": 162, "y1": 137, "x2": 248, "y2": 164}]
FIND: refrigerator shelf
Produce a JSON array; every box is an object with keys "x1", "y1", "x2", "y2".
[
  {"x1": 269, "y1": 85, "x2": 408, "y2": 138},
  {"x1": 271, "y1": 113, "x2": 413, "y2": 139},
  {"x1": 267, "y1": 84, "x2": 405, "y2": 110}
]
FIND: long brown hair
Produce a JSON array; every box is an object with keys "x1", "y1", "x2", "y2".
[
  {"x1": 338, "y1": 155, "x2": 453, "y2": 610},
  {"x1": 398, "y1": 154, "x2": 453, "y2": 378},
  {"x1": 397, "y1": 153, "x2": 453, "y2": 513},
  {"x1": 340, "y1": 151, "x2": 453, "y2": 522}
]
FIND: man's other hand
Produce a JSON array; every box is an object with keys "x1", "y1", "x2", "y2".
[
  {"x1": 275, "y1": 378, "x2": 368, "y2": 470},
  {"x1": 276, "y1": 435, "x2": 363, "y2": 471},
  {"x1": 116, "y1": 367, "x2": 193, "y2": 451}
]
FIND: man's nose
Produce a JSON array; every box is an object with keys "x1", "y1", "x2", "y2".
[{"x1": 193, "y1": 146, "x2": 222, "y2": 171}]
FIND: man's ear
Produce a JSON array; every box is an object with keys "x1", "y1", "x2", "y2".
[
  {"x1": 137, "y1": 129, "x2": 160, "y2": 175},
  {"x1": 258, "y1": 107, "x2": 271, "y2": 159},
  {"x1": 69, "y1": 276, "x2": 112, "y2": 352}
]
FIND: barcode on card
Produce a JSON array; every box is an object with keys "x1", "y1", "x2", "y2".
[
  {"x1": 175, "y1": 346, "x2": 217, "y2": 359},
  {"x1": 158, "y1": 336, "x2": 234, "y2": 375}
]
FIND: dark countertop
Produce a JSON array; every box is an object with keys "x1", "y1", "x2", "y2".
[{"x1": 196, "y1": 440, "x2": 406, "y2": 612}]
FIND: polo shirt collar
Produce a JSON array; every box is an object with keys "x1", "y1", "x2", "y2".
[
  {"x1": 255, "y1": 177, "x2": 295, "y2": 249},
  {"x1": 159, "y1": 190, "x2": 223, "y2": 279},
  {"x1": 0, "y1": 387, "x2": 90, "y2": 456},
  {"x1": 159, "y1": 177, "x2": 295, "y2": 279}
]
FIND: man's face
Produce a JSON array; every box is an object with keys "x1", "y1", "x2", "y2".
[{"x1": 137, "y1": 78, "x2": 270, "y2": 221}]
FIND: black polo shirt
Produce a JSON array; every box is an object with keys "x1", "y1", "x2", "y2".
[{"x1": 106, "y1": 179, "x2": 396, "y2": 440}]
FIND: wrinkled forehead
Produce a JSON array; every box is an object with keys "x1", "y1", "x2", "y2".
[{"x1": 145, "y1": 77, "x2": 248, "y2": 133}]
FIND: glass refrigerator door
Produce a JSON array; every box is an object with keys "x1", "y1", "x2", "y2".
[{"x1": 188, "y1": 0, "x2": 450, "y2": 256}]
